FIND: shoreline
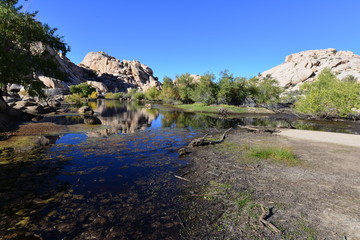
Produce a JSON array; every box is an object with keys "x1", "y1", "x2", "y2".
[{"x1": 277, "y1": 129, "x2": 360, "y2": 148}]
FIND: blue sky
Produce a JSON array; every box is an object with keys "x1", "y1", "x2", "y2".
[{"x1": 21, "y1": 0, "x2": 360, "y2": 80}]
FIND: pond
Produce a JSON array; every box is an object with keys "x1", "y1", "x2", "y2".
[{"x1": 1, "y1": 100, "x2": 360, "y2": 240}]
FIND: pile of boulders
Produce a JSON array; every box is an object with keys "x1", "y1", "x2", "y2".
[{"x1": 7, "y1": 96, "x2": 63, "y2": 115}]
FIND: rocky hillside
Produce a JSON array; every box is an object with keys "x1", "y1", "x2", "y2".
[
  {"x1": 33, "y1": 43, "x2": 160, "y2": 94},
  {"x1": 78, "y1": 52, "x2": 160, "y2": 92},
  {"x1": 260, "y1": 48, "x2": 360, "y2": 90}
]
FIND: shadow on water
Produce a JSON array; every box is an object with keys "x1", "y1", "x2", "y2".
[{"x1": 1, "y1": 100, "x2": 360, "y2": 239}]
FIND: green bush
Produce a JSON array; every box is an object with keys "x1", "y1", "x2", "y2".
[
  {"x1": 65, "y1": 93, "x2": 82, "y2": 105},
  {"x1": 295, "y1": 69, "x2": 360, "y2": 118},
  {"x1": 69, "y1": 83, "x2": 96, "y2": 98},
  {"x1": 248, "y1": 76, "x2": 284, "y2": 104},
  {"x1": 159, "y1": 76, "x2": 180, "y2": 103},
  {"x1": 88, "y1": 91, "x2": 98, "y2": 99},
  {"x1": 145, "y1": 86, "x2": 160, "y2": 100},
  {"x1": 132, "y1": 92, "x2": 146, "y2": 101},
  {"x1": 105, "y1": 92, "x2": 124, "y2": 99}
]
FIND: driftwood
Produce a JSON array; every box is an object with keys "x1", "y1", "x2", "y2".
[
  {"x1": 238, "y1": 125, "x2": 280, "y2": 134},
  {"x1": 188, "y1": 128, "x2": 232, "y2": 148},
  {"x1": 259, "y1": 205, "x2": 281, "y2": 233},
  {"x1": 174, "y1": 175, "x2": 191, "y2": 183}
]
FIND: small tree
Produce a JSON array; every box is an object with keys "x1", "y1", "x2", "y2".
[
  {"x1": 0, "y1": 0, "x2": 69, "y2": 101},
  {"x1": 248, "y1": 76, "x2": 283, "y2": 104},
  {"x1": 295, "y1": 69, "x2": 360, "y2": 118},
  {"x1": 191, "y1": 73, "x2": 218, "y2": 105},
  {"x1": 175, "y1": 73, "x2": 195, "y2": 103},
  {"x1": 159, "y1": 76, "x2": 179, "y2": 103},
  {"x1": 217, "y1": 70, "x2": 248, "y2": 105},
  {"x1": 145, "y1": 86, "x2": 160, "y2": 100},
  {"x1": 69, "y1": 83, "x2": 96, "y2": 98}
]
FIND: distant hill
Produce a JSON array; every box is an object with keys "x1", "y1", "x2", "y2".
[{"x1": 260, "y1": 48, "x2": 360, "y2": 90}]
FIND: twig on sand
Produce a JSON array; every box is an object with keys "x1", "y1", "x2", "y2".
[
  {"x1": 174, "y1": 175, "x2": 191, "y2": 183},
  {"x1": 259, "y1": 205, "x2": 281, "y2": 234}
]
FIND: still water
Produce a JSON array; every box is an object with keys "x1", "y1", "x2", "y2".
[{"x1": 1, "y1": 100, "x2": 360, "y2": 240}]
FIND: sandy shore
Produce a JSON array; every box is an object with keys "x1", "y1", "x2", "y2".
[{"x1": 277, "y1": 129, "x2": 360, "y2": 148}]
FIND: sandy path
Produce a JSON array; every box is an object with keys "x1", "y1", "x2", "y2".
[{"x1": 277, "y1": 129, "x2": 360, "y2": 148}]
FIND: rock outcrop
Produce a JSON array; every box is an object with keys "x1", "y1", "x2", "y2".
[
  {"x1": 27, "y1": 43, "x2": 161, "y2": 95},
  {"x1": 79, "y1": 52, "x2": 160, "y2": 92},
  {"x1": 260, "y1": 48, "x2": 360, "y2": 90}
]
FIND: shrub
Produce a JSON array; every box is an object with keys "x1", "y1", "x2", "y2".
[
  {"x1": 105, "y1": 92, "x2": 124, "y2": 99},
  {"x1": 65, "y1": 93, "x2": 82, "y2": 105},
  {"x1": 294, "y1": 69, "x2": 360, "y2": 118},
  {"x1": 145, "y1": 86, "x2": 160, "y2": 100},
  {"x1": 132, "y1": 92, "x2": 146, "y2": 101},
  {"x1": 248, "y1": 76, "x2": 284, "y2": 104},
  {"x1": 69, "y1": 83, "x2": 96, "y2": 98},
  {"x1": 88, "y1": 91, "x2": 98, "y2": 99}
]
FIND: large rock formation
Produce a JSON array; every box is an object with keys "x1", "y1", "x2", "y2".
[
  {"x1": 29, "y1": 43, "x2": 161, "y2": 95},
  {"x1": 78, "y1": 51, "x2": 160, "y2": 92},
  {"x1": 260, "y1": 48, "x2": 360, "y2": 90}
]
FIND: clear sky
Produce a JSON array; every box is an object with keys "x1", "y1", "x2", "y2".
[{"x1": 20, "y1": 0, "x2": 360, "y2": 81}]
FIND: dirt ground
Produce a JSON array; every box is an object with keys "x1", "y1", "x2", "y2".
[{"x1": 178, "y1": 129, "x2": 360, "y2": 240}]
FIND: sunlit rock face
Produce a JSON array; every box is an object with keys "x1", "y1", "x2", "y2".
[
  {"x1": 79, "y1": 52, "x2": 161, "y2": 92},
  {"x1": 86, "y1": 100, "x2": 159, "y2": 136},
  {"x1": 27, "y1": 43, "x2": 161, "y2": 94},
  {"x1": 260, "y1": 48, "x2": 360, "y2": 90}
]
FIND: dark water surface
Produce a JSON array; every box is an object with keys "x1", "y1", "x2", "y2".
[{"x1": 1, "y1": 100, "x2": 360, "y2": 239}]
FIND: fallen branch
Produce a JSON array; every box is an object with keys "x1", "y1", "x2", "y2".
[
  {"x1": 259, "y1": 205, "x2": 281, "y2": 234},
  {"x1": 188, "y1": 128, "x2": 232, "y2": 147},
  {"x1": 174, "y1": 175, "x2": 191, "y2": 183},
  {"x1": 238, "y1": 125, "x2": 279, "y2": 134}
]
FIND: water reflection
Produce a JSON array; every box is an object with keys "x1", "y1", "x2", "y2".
[{"x1": 88, "y1": 100, "x2": 159, "y2": 135}]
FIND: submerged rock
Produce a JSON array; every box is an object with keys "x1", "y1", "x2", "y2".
[
  {"x1": 78, "y1": 106, "x2": 94, "y2": 115},
  {"x1": 83, "y1": 116, "x2": 102, "y2": 125}
]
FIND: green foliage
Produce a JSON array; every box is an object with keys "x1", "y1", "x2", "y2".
[
  {"x1": 104, "y1": 92, "x2": 124, "y2": 99},
  {"x1": 0, "y1": 1, "x2": 69, "y2": 97},
  {"x1": 87, "y1": 91, "x2": 98, "y2": 99},
  {"x1": 249, "y1": 146, "x2": 300, "y2": 166},
  {"x1": 145, "y1": 86, "x2": 160, "y2": 100},
  {"x1": 295, "y1": 69, "x2": 360, "y2": 118},
  {"x1": 159, "y1": 76, "x2": 180, "y2": 103},
  {"x1": 248, "y1": 76, "x2": 284, "y2": 104},
  {"x1": 191, "y1": 73, "x2": 218, "y2": 105},
  {"x1": 217, "y1": 70, "x2": 248, "y2": 105},
  {"x1": 64, "y1": 93, "x2": 82, "y2": 105},
  {"x1": 157, "y1": 71, "x2": 284, "y2": 106},
  {"x1": 175, "y1": 73, "x2": 195, "y2": 103},
  {"x1": 69, "y1": 83, "x2": 96, "y2": 98},
  {"x1": 124, "y1": 88, "x2": 137, "y2": 99},
  {"x1": 132, "y1": 91, "x2": 146, "y2": 101}
]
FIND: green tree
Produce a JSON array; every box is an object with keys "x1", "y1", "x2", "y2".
[
  {"x1": 217, "y1": 70, "x2": 248, "y2": 105},
  {"x1": 159, "y1": 76, "x2": 179, "y2": 103},
  {"x1": 175, "y1": 73, "x2": 195, "y2": 103},
  {"x1": 191, "y1": 73, "x2": 218, "y2": 105},
  {"x1": 69, "y1": 83, "x2": 96, "y2": 98},
  {"x1": 0, "y1": 0, "x2": 69, "y2": 101},
  {"x1": 145, "y1": 86, "x2": 160, "y2": 100},
  {"x1": 295, "y1": 69, "x2": 360, "y2": 118},
  {"x1": 248, "y1": 75, "x2": 283, "y2": 104}
]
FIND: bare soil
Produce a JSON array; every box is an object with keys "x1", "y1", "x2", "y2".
[{"x1": 178, "y1": 129, "x2": 360, "y2": 240}]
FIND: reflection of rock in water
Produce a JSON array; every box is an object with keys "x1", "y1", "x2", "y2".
[{"x1": 88, "y1": 100, "x2": 158, "y2": 136}]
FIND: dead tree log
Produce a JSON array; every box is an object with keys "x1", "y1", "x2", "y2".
[
  {"x1": 238, "y1": 125, "x2": 280, "y2": 134},
  {"x1": 188, "y1": 128, "x2": 232, "y2": 148}
]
